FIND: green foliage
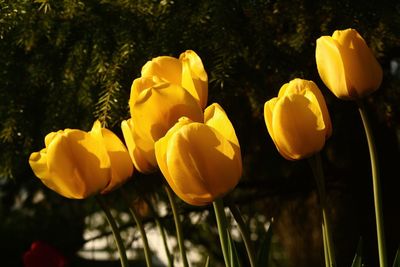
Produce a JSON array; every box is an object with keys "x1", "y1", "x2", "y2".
[
  {"x1": 227, "y1": 228, "x2": 242, "y2": 267},
  {"x1": 351, "y1": 238, "x2": 363, "y2": 267},
  {"x1": 393, "y1": 247, "x2": 400, "y2": 267},
  {"x1": 257, "y1": 221, "x2": 273, "y2": 267}
]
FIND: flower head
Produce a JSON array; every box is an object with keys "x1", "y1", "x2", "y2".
[
  {"x1": 29, "y1": 121, "x2": 133, "y2": 198},
  {"x1": 264, "y1": 78, "x2": 332, "y2": 160},
  {"x1": 155, "y1": 103, "x2": 242, "y2": 206},
  {"x1": 316, "y1": 28, "x2": 383, "y2": 99},
  {"x1": 123, "y1": 50, "x2": 208, "y2": 173}
]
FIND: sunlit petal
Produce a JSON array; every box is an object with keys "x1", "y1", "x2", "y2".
[
  {"x1": 316, "y1": 36, "x2": 350, "y2": 99},
  {"x1": 46, "y1": 130, "x2": 111, "y2": 198},
  {"x1": 132, "y1": 82, "x2": 203, "y2": 144},
  {"x1": 272, "y1": 94, "x2": 326, "y2": 160},
  {"x1": 180, "y1": 50, "x2": 208, "y2": 109},
  {"x1": 204, "y1": 103, "x2": 239, "y2": 147},
  {"x1": 99, "y1": 127, "x2": 133, "y2": 194},
  {"x1": 141, "y1": 56, "x2": 182, "y2": 85},
  {"x1": 121, "y1": 119, "x2": 157, "y2": 173}
]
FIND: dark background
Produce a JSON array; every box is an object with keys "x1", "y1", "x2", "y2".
[{"x1": 1, "y1": 0, "x2": 399, "y2": 266}]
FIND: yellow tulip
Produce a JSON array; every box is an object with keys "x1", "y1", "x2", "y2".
[
  {"x1": 264, "y1": 78, "x2": 332, "y2": 160},
  {"x1": 316, "y1": 28, "x2": 383, "y2": 100},
  {"x1": 138, "y1": 50, "x2": 208, "y2": 109},
  {"x1": 29, "y1": 121, "x2": 133, "y2": 198},
  {"x1": 124, "y1": 81, "x2": 204, "y2": 173},
  {"x1": 155, "y1": 103, "x2": 242, "y2": 206}
]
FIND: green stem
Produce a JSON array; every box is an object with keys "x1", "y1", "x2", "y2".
[
  {"x1": 321, "y1": 222, "x2": 330, "y2": 267},
  {"x1": 165, "y1": 185, "x2": 189, "y2": 267},
  {"x1": 95, "y1": 195, "x2": 129, "y2": 267},
  {"x1": 309, "y1": 153, "x2": 336, "y2": 267},
  {"x1": 357, "y1": 100, "x2": 387, "y2": 267},
  {"x1": 145, "y1": 196, "x2": 174, "y2": 267},
  {"x1": 213, "y1": 198, "x2": 231, "y2": 267},
  {"x1": 127, "y1": 205, "x2": 153, "y2": 267},
  {"x1": 154, "y1": 215, "x2": 174, "y2": 267},
  {"x1": 119, "y1": 189, "x2": 153, "y2": 267},
  {"x1": 229, "y1": 204, "x2": 256, "y2": 267}
]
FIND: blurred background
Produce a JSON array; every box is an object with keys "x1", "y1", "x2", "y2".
[{"x1": 1, "y1": 0, "x2": 400, "y2": 266}]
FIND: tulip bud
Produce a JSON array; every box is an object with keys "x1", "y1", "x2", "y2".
[
  {"x1": 155, "y1": 103, "x2": 242, "y2": 206},
  {"x1": 29, "y1": 121, "x2": 133, "y2": 198},
  {"x1": 316, "y1": 28, "x2": 383, "y2": 100},
  {"x1": 264, "y1": 79, "x2": 332, "y2": 160}
]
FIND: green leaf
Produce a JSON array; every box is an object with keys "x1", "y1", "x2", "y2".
[
  {"x1": 351, "y1": 237, "x2": 363, "y2": 267},
  {"x1": 227, "y1": 229, "x2": 241, "y2": 267},
  {"x1": 392, "y1": 246, "x2": 400, "y2": 267},
  {"x1": 257, "y1": 221, "x2": 273, "y2": 267},
  {"x1": 203, "y1": 256, "x2": 210, "y2": 267}
]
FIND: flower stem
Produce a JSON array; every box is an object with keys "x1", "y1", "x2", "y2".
[
  {"x1": 145, "y1": 196, "x2": 174, "y2": 267},
  {"x1": 357, "y1": 99, "x2": 387, "y2": 267},
  {"x1": 309, "y1": 153, "x2": 336, "y2": 267},
  {"x1": 165, "y1": 185, "x2": 189, "y2": 267},
  {"x1": 119, "y1": 189, "x2": 153, "y2": 267},
  {"x1": 154, "y1": 215, "x2": 174, "y2": 267},
  {"x1": 95, "y1": 195, "x2": 129, "y2": 267},
  {"x1": 229, "y1": 204, "x2": 256, "y2": 267},
  {"x1": 127, "y1": 205, "x2": 153, "y2": 267},
  {"x1": 213, "y1": 198, "x2": 231, "y2": 267},
  {"x1": 321, "y1": 221, "x2": 330, "y2": 267}
]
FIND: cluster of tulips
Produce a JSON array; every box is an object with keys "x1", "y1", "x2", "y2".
[{"x1": 29, "y1": 28, "x2": 394, "y2": 267}]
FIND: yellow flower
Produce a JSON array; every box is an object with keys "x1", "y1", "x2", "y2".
[
  {"x1": 155, "y1": 103, "x2": 242, "y2": 206},
  {"x1": 316, "y1": 28, "x2": 383, "y2": 100},
  {"x1": 123, "y1": 81, "x2": 204, "y2": 173},
  {"x1": 123, "y1": 50, "x2": 208, "y2": 173},
  {"x1": 264, "y1": 78, "x2": 332, "y2": 160},
  {"x1": 137, "y1": 50, "x2": 208, "y2": 109},
  {"x1": 29, "y1": 121, "x2": 133, "y2": 199}
]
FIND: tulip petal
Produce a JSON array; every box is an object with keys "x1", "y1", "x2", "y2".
[
  {"x1": 129, "y1": 77, "x2": 156, "y2": 112},
  {"x1": 333, "y1": 29, "x2": 383, "y2": 97},
  {"x1": 89, "y1": 120, "x2": 133, "y2": 191},
  {"x1": 264, "y1": 97, "x2": 278, "y2": 143},
  {"x1": 272, "y1": 94, "x2": 326, "y2": 160},
  {"x1": 44, "y1": 132, "x2": 59, "y2": 147},
  {"x1": 316, "y1": 36, "x2": 350, "y2": 99},
  {"x1": 154, "y1": 118, "x2": 200, "y2": 205},
  {"x1": 282, "y1": 79, "x2": 332, "y2": 138},
  {"x1": 30, "y1": 140, "x2": 85, "y2": 199},
  {"x1": 46, "y1": 130, "x2": 111, "y2": 198},
  {"x1": 29, "y1": 149, "x2": 54, "y2": 186},
  {"x1": 163, "y1": 123, "x2": 241, "y2": 206},
  {"x1": 99, "y1": 127, "x2": 133, "y2": 194},
  {"x1": 141, "y1": 56, "x2": 182, "y2": 85},
  {"x1": 180, "y1": 50, "x2": 208, "y2": 109},
  {"x1": 132, "y1": 82, "x2": 204, "y2": 144},
  {"x1": 121, "y1": 119, "x2": 157, "y2": 173},
  {"x1": 303, "y1": 83, "x2": 332, "y2": 138},
  {"x1": 204, "y1": 103, "x2": 240, "y2": 147}
]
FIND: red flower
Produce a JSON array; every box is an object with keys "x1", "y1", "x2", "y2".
[{"x1": 23, "y1": 241, "x2": 67, "y2": 267}]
